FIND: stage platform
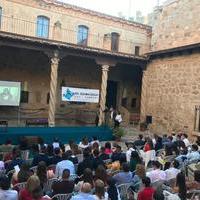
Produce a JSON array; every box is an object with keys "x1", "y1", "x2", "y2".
[{"x1": 0, "y1": 126, "x2": 113, "y2": 145}]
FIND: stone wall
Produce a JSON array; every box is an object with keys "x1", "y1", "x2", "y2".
[
  {"x1": 142, "y1": 52, "x2": 200, "y2": 134},
  {"x1": 0, "y1": 0, "x2": 151, "y2": 54},
  {"x1": 151, "y1": 0, "x2": 200, "y2": 51}
]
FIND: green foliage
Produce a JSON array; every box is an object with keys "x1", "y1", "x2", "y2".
[{"x1": 113, "y1": 127, "x2": 126, "y2": 138}]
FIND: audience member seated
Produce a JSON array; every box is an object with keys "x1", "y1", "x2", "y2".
[
  {"x1": 32, "y1": 145, "x2": 49, "y2": 167},
  {"x1": 94, "y1": 165, "x2": 107, "y2": 185},
  {"x1": 113, "y1": 163, "x2": 133, "y2": 185},
  {"x1": 126, "y1": 143, "x2": 135, "y2": 162},
  {"x1": 75, "y1": 168, "x2": 94, "y2": 192},
  {"x1": 104, "y1": 142, "x2": 112, "y2": 155},
  {"x1": 71, "y1": 143, "x2": 82, "y2": 155},
  {"x1": 6, "y1": 148, "x2": 24, "y2": 173},
  {"x1": 164, "y1": 160, "x2": 180, "y2": 181},
  {"x1": 71, "y1": 182, "x2": 95, "y2": 200},
  {"x1": 172, "y1": 171, "x2": 187, "y2": 200},
  {"x1": 107, "y1": 177, "x2": 121, "y2": 200},
  {"x1": 12, "y1": 162, "x2": 31, "y2": 186},
  {"x1": 52, "y1": 138, "x2": 60, "y2": 149},
  {"x1": 48, "y1": 148, "x2": 62, "y2": 165},
  {"x1": 111, "y1": 145, "x2": 126, "y2": 163},
  {"x1": 99, "y1": 147, "x2": 110, "y2": 161},
  {"x1": 144, "y1": 137, "x2": 154, "y2": 152},
  {"x1": 79, "y1": 137, "x2": 90, "y2": 149},
  {"x1": 46, "y1": 145, "x2": 54, "y2": 157},
  {"x1": 137, "y1": 177, "x2": 155, "y2": 200},
  {"x1": 186, "y1": 144, "x2": 200, "y2": 163},
  {"x1": 161, "y1": 134, "x2": 170, "y2": 146},
  {"x1": 31, "y1": 186, "x2": 51, "y2": 200},
  {"x1": 19, "y1": 137, "x2": 29, "y2": 151},
  {"x1": 186, "y1": 170, "x2": 200, "y2": 190},
  {"x1": 77, "y1": 148, "x2": 93, "y2": 176},
  {"x1": 133, "y1": 134, "x2": 145, "y2": 147},
  {"x1": 52, "y1": 169, "x2": 74, "y2": 196},
  {"x1": 154, "y1": 134, "x2": 163, "y2": 151},
  {"x1": 55, "y1": 152, "x2": 75, "y2": 178},
  {"x1": 90, "y1": 136, "x2": 100, "y2": 146},
  {"x1": 146, "y1": 161, "x2": 166, "y2": 183},
  {"x1": 93, "y1": 149, "x2": 105, "y2": 170},
  {"x1": 181, "y1": 134, "x2": 190, "y2": 147},
  {"x1": 29, "y1": 144, "x2": 39, "y2": 159},
  {"x1": 0, "y1": 175, "x2": 18, "y2": 200},
  {"x1": 130, "y1": 151, "x2": 142, "y2": 172},
  {"x1": 19, "y1": 175, "x2": 41, "y2": 200},
  {"x1": 132, "y1": 164, "x2": 146, "y2": 192},
  {"x1": 164, "y1": 136, "x2": 175, "y2": 156},
  {"x1": 67, "y1": 150, "x2": 78, "y2": 164},
  {"x1": 37, "y1": 161, "x2": 54, "y2": 189},
  {"x1": 93, "y1": 179, "x2": 108, "y2": 200}
]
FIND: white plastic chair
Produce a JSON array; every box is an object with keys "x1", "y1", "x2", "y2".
[
  {"x1": 13, "y1": 182, "x2": 27, "y2": 191},
  {"x1": 117, "y1": 183, "x2": 132, "y2": 200},
  {"x1": 52, "y1": 193, "x2": 72, "y2": 200}
]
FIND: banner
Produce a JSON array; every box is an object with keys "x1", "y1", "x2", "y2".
[{"x1": 62, "y1": 87, "x2": 99, "y2": 103}]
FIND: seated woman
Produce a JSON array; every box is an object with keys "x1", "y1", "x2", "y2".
[
  {"x1": 130, "y1": 151, "x2": 142, "y2": 172},
  {"x1": 74, "y1": 168, "x2": 94, "y2": 192},
  {"x1": 94, "y1": 165, "x2": 107, "y2": 185},
  {"x1": 93, "y1": 179, "x2": 108, "y2": 200},
  {"x1": 104, "y1": 142, "x2": 112, "y2": 155}
]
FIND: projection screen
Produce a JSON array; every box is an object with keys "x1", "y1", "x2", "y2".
[{"x1": 0, "y1": 81, "x2": 21, "y2": 106}]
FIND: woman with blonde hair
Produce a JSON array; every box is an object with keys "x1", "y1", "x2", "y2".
[
  {"x1": 93, "y1": 179, "x2": 108, "y2": 200},
  {"x1": 19, "y1": 175, "x2": 40, "y2": 200}
]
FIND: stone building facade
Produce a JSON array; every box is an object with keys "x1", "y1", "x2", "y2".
[
  {"x1": 0, "y1": 0, "x2": 150, "y2": 126},
  {"x1": 141, "y1": 0, "x2": 200, "y2": 134}
]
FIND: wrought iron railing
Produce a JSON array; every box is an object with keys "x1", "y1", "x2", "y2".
[{"x1": 0, "y1": 15, "x2": 142, "y2": 55}]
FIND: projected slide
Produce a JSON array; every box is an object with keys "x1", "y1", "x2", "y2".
[{"x1": 0, "y1": 81, "x2": 21, "y2": 106}]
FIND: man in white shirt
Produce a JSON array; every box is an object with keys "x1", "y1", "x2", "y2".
[
  {"x1": 55, "y1": 152, "x2": 75, "y2": 178},
  {"x1": 181, "y1": 134, "x2": 190, "y2": 147},
  {"x1": 146, "y1": 161, "x2": 166, "y2": 183},
  {"x1": 165, "y1": 160, "x2": 181, "y2": 180},
  {"x1": 0, "y1": 175, "x2": 18, "y2": 200},
  {"x1": 187, "y1": 144, "x2": 200, "y2": 163}
]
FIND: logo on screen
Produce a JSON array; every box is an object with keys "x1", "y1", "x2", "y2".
[{"x1": 63, "y1": 89, "x2": 74, "y2": 100}]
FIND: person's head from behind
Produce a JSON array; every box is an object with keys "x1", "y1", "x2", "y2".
[
  {"x1": 46, "y1": 144, "x2": 53, "y2": 155},
  {"x1": 122, "y1": 163, "x2": 130, "y2": 172},
  {"x1": 0, "y1": 175, "x2": 10, "y2": 190},
  {"x1": 93, "y1": 136, "x2": 97, "y2": 141},
  {"x1": 66, "y1": 150, "x2": 73, "y2": 157},
  {"x1": 138, "y1": 134, "x2": 143, "y2": 140},
  {"x1": 92, "y1": 142, "x2": 99, "y2": 150},
  {"x1": 100, "y1": 147, "x2": 105, "y2": 154},
  {"x1": 116, "y1": 145, "x2": 121, "y2": 153},
  {"x1": 31, "y1": 186, "x2": 43, "y2": 200},
  {"x1": 152, "y1": 161, "x2": 161, "y2": 170},
  {"x1": 62, "y1": 169, "x2": 70, "y2": 180},
  {"x1": 93, "y1": 149, "x2": 99, "y2": 158},
  {"x1": 192, "y1": 144, "x2": 198, "y2": 152},
  {"x1": 12, "y1": 147, "x2": 21, "y2": 159},
  {"x1": 153, "y1": 189, "x2": 165, "y2": 200},
  {"x1": 54, "y1": 147, "x2": 61, "y2": 156},
  {"x1": 194, "y1": 170, "x2": 200, "y2": 183},
  {"x1": 40, "y1": 145, "x2": 46, "y2": 154},
  {"x1": 83, "y1": 148, "x2": 91, "y2": 159},
  {"x1": 62, "y1": 152, "x2": 69, "y2": 160},
  {"x1": 83, "y1": 168, "x2": 93, "y2": 186},
  {"x1": 105, "y1": 142, "x2": 111, "y2": 150},
  {"x1": 21, "y1": 162, "x2": 30, "y2": 172},
  {"x1": 36, "y1": 161, "x2": 47, "y2": 183},
  {"x1": 82, "y1": 137, "x2": 88, "y2": 145},
  {"x1": 142, "y1": 176, "x2": 151, "y2": 187},
  {"x1": 95, "y1": 179, "x2": 105, "y2": 199},
  {"x1": 135, "y1": 164, "x2": 145, "y2": 178},
  {"x1": 81, "y1": 182, "x2": 92, "y2": 194},
  {"x1": 26, "y1": 175, "x2": 40, "y2": 193},
  {"x1": 176, "y1": 172, "x2": 186, "y2": 198},
  {"x1": 173, "y1": 160, "x2": 180, "y2": 169},
  {"x1": 131, "y1": 151, "x2": 141, "y2": 162},
  {"x1": 164, "y1": 162, "x2": 171, "y2": 171},
  {"x1": 95, "y1": 165, "x2": 107, "y2": 183}
]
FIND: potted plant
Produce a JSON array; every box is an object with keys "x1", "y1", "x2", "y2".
[{"x1": 113, "y1": 127, "x2": 126, "y2": 141}]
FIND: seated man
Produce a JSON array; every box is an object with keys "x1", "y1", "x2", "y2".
[
  {"x1": 113, "y1": 163, "x2": 133, "y2": 185},
  {"x1": 111, "y1": 145, "x2": 126, "y2": 163},
  {"x1": 55, "y1": 152, "x2": 75, "y2": 178},
  {"x1": 187, "y1": 144, "x2": 200, "y2": 163},
  {"x1": 52, "y1": 169, "x2": 74, "y2": 196},
  {"x1": 165, "y1": 160, "x2": 181, "y2": 181},
  {"x1": 92, "y1": 149, "x2": 105, "y2": 170},
  {"x1": 48, "y1": 148, "x2": 63, "y2": 165},
  {"x1": 133, "y1": 134, "x2": 145, "y2": 147},
  {"x1": 71, "y1": 182, "x2": 95, "y2": 200},
  {"x1": 99, "y1": 147, "x2": 110, "y2": 161},
  {"x1": 0, "y1": 175, "x2": 18, "y2": 200},
  {"x1": 146, "y1": 161, "x2": 166, "y2": 183},
  {"x1": 32, "y1": 145, "x2": 49, "y2": 167}
]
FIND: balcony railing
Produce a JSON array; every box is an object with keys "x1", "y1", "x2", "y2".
[{"x1": 0, "y1": 15, "x2": 141, "y2": 55}]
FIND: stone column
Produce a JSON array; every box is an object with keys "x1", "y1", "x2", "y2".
[
  {"x1": 48, "y1": 52, "x2": 60, "y2": 127},
  {"x1": 99, "y1": 65, "x2": 109, "y2": 125},
  {"x1": 195, "y1": 106, "x2": 200, "y2": 131},
  {"x1": 140, "y1": 70, "x2": 148, "y2": 122}
]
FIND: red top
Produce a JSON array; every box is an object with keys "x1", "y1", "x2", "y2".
[
  {"x1": 105, "y1": 148, "x2": 112, "y2": 155},
  {"x1": 144, "y1": 143, "x2": 151, "y2": 152},
  {"x1": 19, "y1": 189, "x2": 32, "y2": 200},
  {"x1": 138, "y1": 187, "x2": 155, "y2": 200}
]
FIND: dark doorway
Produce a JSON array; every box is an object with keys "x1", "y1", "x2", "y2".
[
  {"x1": 111, "y1": 32, "x2": 120, "y2": 52},
  {"x1": 106, "y1": 80, "x2": 118, "y2": 109}
]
